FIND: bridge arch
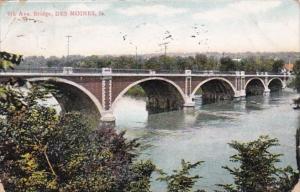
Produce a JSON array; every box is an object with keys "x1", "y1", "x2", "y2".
[
  {"x1": 245, "y1": 78, "x2": 266, "y2": 96},
  {"x1": 191, "y1": 77, "x2": 237, "y2": 103},
  {"x1": 245, "y1": 78, "x2": 267, "y2": 90},
  {"x1": 191, "y1": 77, "x2": 237, "y2": 96},
  {"x1": 268, "y1": 77, "x2": 284, "y2": 91},
  {"x1": 112, "y1": 77, "x2": 186, "y2": 113},
  {"x1": 27, "y1": 77, "x2": 104, "y2": 126}
]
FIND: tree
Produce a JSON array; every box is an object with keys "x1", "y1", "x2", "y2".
[
  {"x1": 157, "y1": 159, "x2": 206, "y2": 192},
  {"x1": 220, "y1": 57, "x2": 236, "y2": 71},
  {"x1": 258, "y1": 57, "x2": 273, "y2": 72},
  {"x1": 145, "y1": 56, "x2": 161, "y2": 70},
  {"x1": 272, "y1": 59, "x2": 284, "y2": 73},
  {"x1": 293, "y1": 60, "x2": 300, "y2": 74},
  {"x1": 46, "y1": 56, "x2": 61, "y2": 67},
  {"x1": 207, "y1": 56, "x2": 219, "y2": 70},
  {"x1": 0, "y1": 81, "x2": 156, "y2": 192},
  {"x1": 194, "y1": 54, "x2": 208, "y2": 70},
  {"x1": 0, "y1": 51, "x2": 23, "y2": 70},
  {"x1": 294, "y1": 60, "x2": 300, "y2": 92},
  {"x1": 175, "y1": 56, "x2": 194, "y2": 71},
  {"x1": 112, "y1": 56, "x2": 135, "y2": 69},
  {"x1": 218, "y1": 136, "x2": 298, "y2": 192}
]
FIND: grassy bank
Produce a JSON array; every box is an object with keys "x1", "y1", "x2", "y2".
[{"x1": 125, "y1": 85, "x2": 146, "y2": 97}]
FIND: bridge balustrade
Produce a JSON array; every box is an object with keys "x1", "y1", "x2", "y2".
[
  {"x1": 192, "y1": 70, "x2": 237, "y2": 75},
  {"x1": 0, "y1": 67, "x2": 289, "y2": 76},
  {"x1": 4, "y1": 67, "x2": 64, "y2": 73},
  {"x1": 72, "y1": 68, "x2": 103, "y2": 74},
  {"x1": 156, "y1": 69, "x2": 185, "y2": 74},
  {"x1": 112, "y1": 68, "x2": 151, "y2": 74}
]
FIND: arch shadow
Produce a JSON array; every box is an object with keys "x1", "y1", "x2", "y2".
[
  {"x1": 28, "y1": 77, "x2": 104, "y2": 127},
  {"x1": 268, "y1": 78, "x2": 284, "y2": 92},
  {"x1": 112, "y1": 77, "x2": 186, "y2": 114},
  {"x1": 191, "y1": 77, "x2": 237, "y2": 104},
  {"x1": 245, "y1": 78, "x2": 266, "y2": 96}
]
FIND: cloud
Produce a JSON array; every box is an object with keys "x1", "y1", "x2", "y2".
[
  {"x1": 193, "y1": 0, "x2": 282, "y2": 22},
  {"x1": 117, "y1": 5, "x2": 187, "y2": 16}
]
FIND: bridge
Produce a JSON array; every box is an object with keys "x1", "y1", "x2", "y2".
[{"x1": 0, "y1": 67, "x2": 291, "y2": 127}]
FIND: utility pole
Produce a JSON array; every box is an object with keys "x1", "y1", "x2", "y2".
[
  {"x1": 135, "y1": 46, "x2": 138, "y2": 69},
  {"x1": 65, "y1": 35, "x2": 72, "y2": 58},
  {"x1": 159, "y1": 42, "x2": 169, "y2": 70},
  {"x1": 130, "y1": 42, "x2": 138, "y2": 69}
]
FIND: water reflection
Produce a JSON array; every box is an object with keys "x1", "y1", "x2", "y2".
[{"x1": 113, "y1": 89, "x2": 299, "y2": 191}]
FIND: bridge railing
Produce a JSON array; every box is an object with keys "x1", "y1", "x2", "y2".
[
  {"x1": 192, "y1": 70, "x2": 237, "y2": 75},
  {"x1": 0, "y1": 67, "x2": 289, "y2": 76},
  {"x1": 156, "y1": 69, "x2": 185, "y2": 74},
  {"x1": 4, "y1": 67, "x2": 64, "y2": 73},
  {"x1": 112, "y1": 68, "x2": 151, "y2": 74},
  {"x1": 72, "y1": 68, "x2": 103, "y2": 73},
  {"x1": 244, "y1": 71, "x2": 289, "y2": 76}
]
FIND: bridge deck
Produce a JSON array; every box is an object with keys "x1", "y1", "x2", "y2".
[{"x1": 0, "y1": 67, "x2": 289, "y2": 78}]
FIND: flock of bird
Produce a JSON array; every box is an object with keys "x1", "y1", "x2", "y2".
[
  {"x1": 190, "y1": 23, "x2": 210, "y2": 50},
  {"x1": 3, "y1": 15, "x2": 210, "y2": 53},
  {"x1": 119, "y1": 22, "x2": 210, "y2": 53}
]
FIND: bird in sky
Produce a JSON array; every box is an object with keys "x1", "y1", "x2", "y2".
[
  {"x1": 16, "y1": 34, "x2": 24, "y2": 38},
  {"x1": 164, "y1": 34, "x2": 172, "y2": 40}
]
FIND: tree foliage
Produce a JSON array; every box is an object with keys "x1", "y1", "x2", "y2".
[
  {"x1": 157, "y1": 160, "x2": 206, "y2": 192},
  {"x1": 21, "y1": 52, "x2": 292, "y2": 74},
  {"x1": 272, "y1": 59, "x2": 284, "y2": 73},
  {"x1": 220, "y1": 57, "x2": 236, "y2": 71},
  {"x1": 0, "y1": 81, "x2": 156, "y2": 192},
  {"x1": 218, "y1": 136, "x2": 298, "y2": 192},
  {"x1": 0, "y1": 51, "x2": 23, "y2": 71},
  {"x1": 294, "y1": 60, "x2": 300, "y2": 92}
]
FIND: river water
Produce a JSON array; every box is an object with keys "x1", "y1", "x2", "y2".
[{"x1": 113, "y1": 89, "x2": 300, "y2": 192}]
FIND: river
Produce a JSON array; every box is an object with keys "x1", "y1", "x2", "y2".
[{"x1": 113, "y1": 89, "x2": 300, "y2": 191}]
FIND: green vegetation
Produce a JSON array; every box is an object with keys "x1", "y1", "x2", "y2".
[
  {"x1": 125, "y1": 85, "x2": 146, "y2": 97},
  {"x1": 0, "y1": 52, "x2": 298, "y2": 191},
  {"x1": 0, "y1": 82, "x2": 156, "y2": 192},
  {"x1": 217, "y1": 136, "x2": 298, "y2": 192},
  {"x1": 157, "y1": 160, "x2": 205, "y2": 192},
  {"x1": 0, "y1": 51, "x2": 23, "y2": 71},
  {"x1": 21, "y1": 53, "x2": 289, "y2": 73},
  {"x1": 220, "y1": 57, "x2": 236, "y2": 71},
  {"x1": 294, "y1": 60, "x2": 300, "y2": 92},
  {"x1": 1, "y1": 88, "x2": 297, "y2": 192}
]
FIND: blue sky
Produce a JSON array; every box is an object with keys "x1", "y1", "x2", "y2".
[{"x1": 0, "y1": 0, "x2": 299, "y2": 56}]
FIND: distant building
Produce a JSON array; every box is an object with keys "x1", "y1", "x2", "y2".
[{"x1": 284, "y1": 61, "x2": 294, "y2": 72}]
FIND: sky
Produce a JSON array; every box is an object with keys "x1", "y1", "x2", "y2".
[{"x1": 0, "y1": 0, "x2": 299, "y2": 57}]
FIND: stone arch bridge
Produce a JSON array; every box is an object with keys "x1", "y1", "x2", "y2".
[{"x1": 0, "y1": 67, "x2": 290, "y2": 127}]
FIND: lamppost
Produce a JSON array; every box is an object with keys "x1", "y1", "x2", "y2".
[
  {"x1": 65, "y1": 35, "x2": 72, "y2": 57},
  {"x1": 130, "y1": 42, "x2": 138, "y2": 69},
  {"x1": 159, "y1": 42, "x2": 169, "y2": 70}
]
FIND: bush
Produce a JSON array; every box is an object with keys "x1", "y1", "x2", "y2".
[
  {"x1": 217, "y1": 136, "x2": 298, "y2": 192},
  {"x1": 0, "y1": 83, "x2": 155, "y2": 192}
]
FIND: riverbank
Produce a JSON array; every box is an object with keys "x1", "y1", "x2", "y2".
[{"x1": 125, "y1": 85, "x2": 146, "y2": 97}]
